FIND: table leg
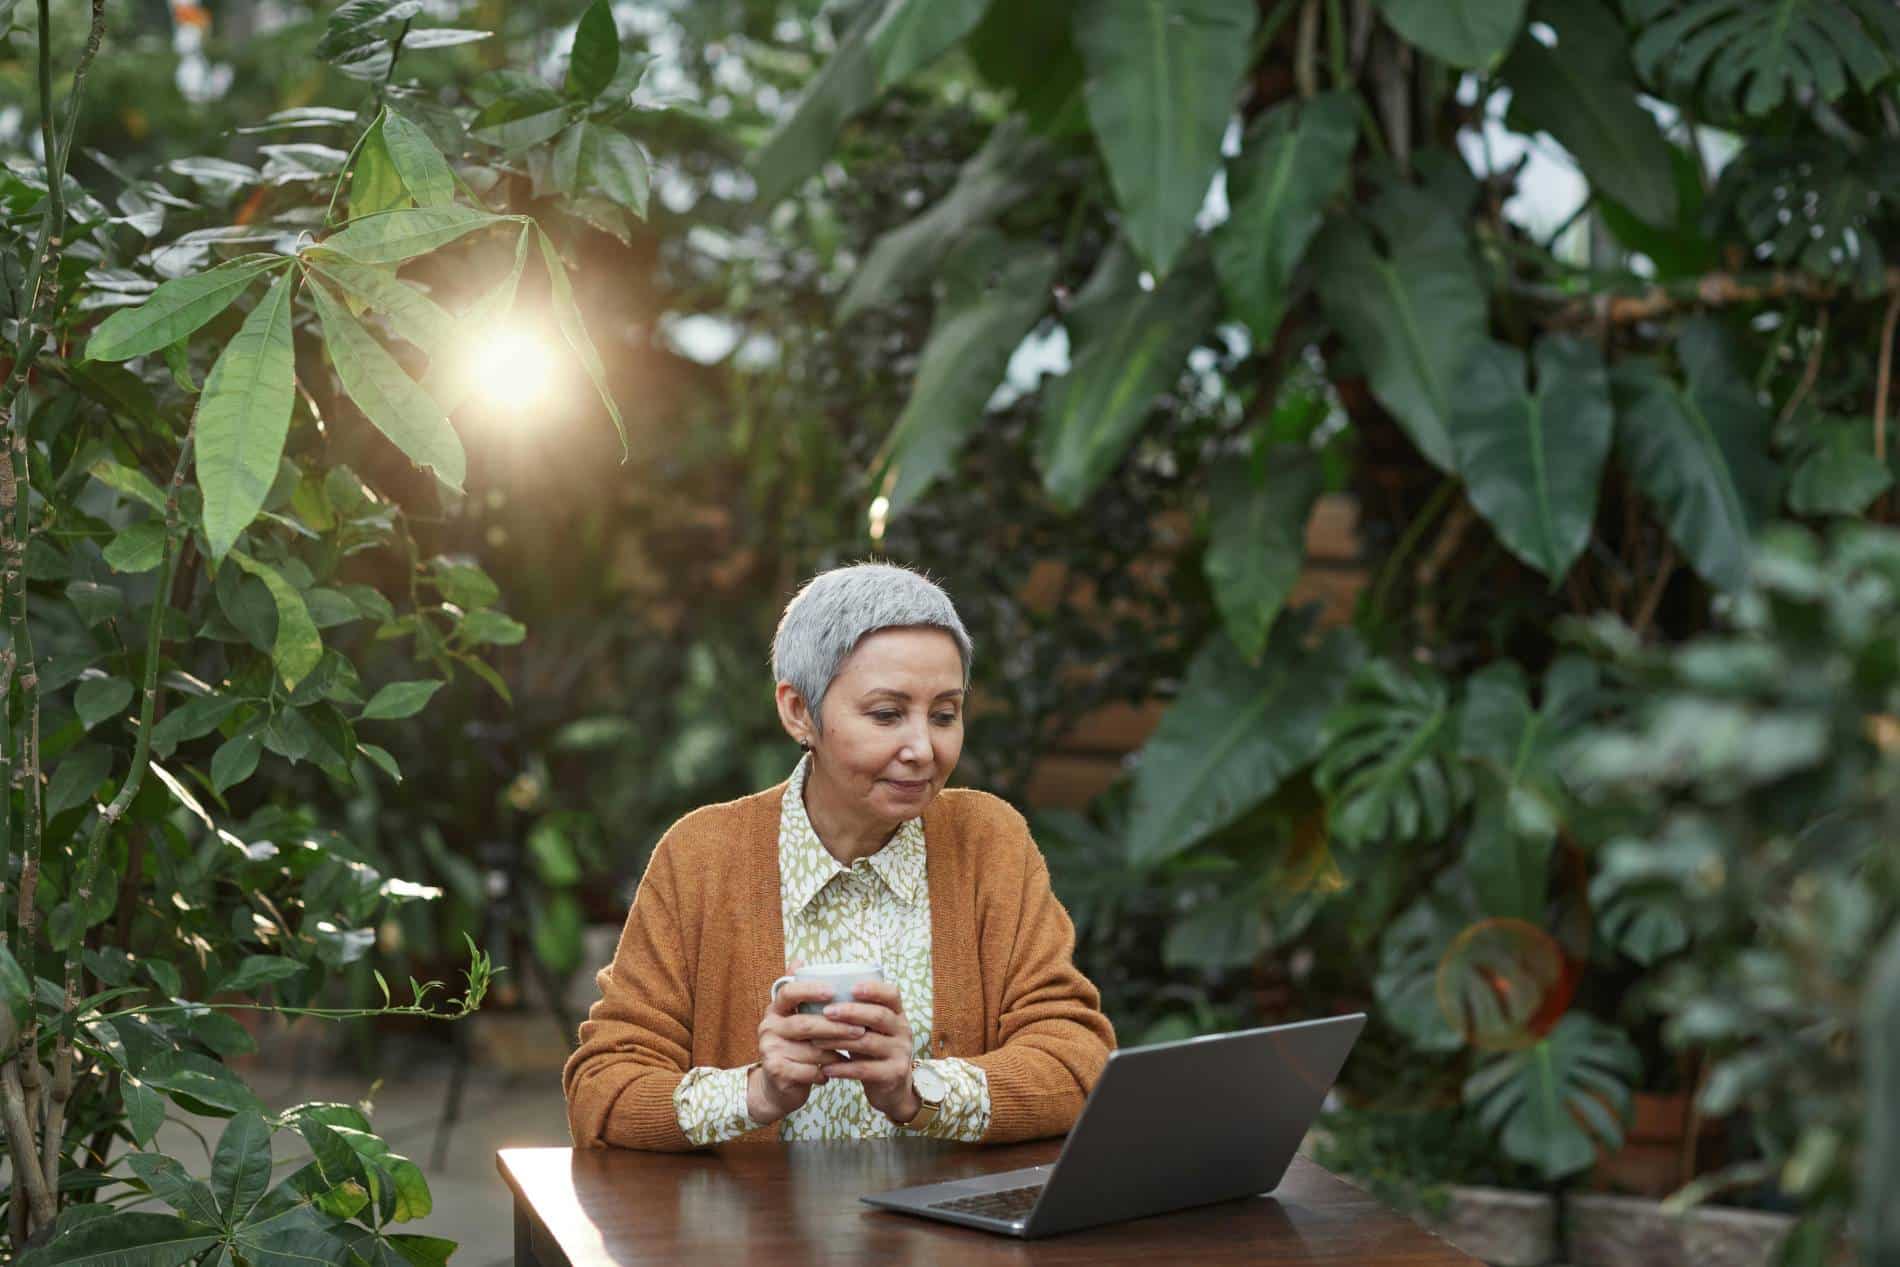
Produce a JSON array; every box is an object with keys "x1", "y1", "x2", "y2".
[{"x1": 514, "y1": 1202, "x2": 540, "y2": 1267}]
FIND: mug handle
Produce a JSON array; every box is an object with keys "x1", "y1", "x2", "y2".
[{"x1": 769, "y1": 974, "x2": 795, "y2": 1005}]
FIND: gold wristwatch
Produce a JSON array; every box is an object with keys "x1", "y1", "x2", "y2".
[{"x1": 901, "y1": 1059, "x2": 946, "y2": 1132}]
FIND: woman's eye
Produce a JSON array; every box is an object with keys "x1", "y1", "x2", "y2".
[
  {"x1": 932, "y1": 713, "x2": 958, "y2": 726},
  {"x1": 871, "y1": 711, "x2": 900, "y2": 723}
]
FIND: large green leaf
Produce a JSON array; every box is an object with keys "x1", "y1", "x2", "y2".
[
  {"x1": 211, "y1": 1111, "x2": 274, "y2": 1225},
  {"x1": 86, "y1": 254, "x2": 287, "y2": 362},
  {"x1": 1630, "y1": 0, "x2": 1900, "y2": 119},
  {"x1": 307, "y1": 279, "x2": 467, "y2": 491},
  {"x1": 1458, "y1": 658, "x2": 1596, "y2": 920},
  {"x1": 1315, "y1": 658, "x2": 1469, "y2": 848},
  {"x1": 1501, "y1": 0, "x2": 1678, "y2": 228},
  {"x1": 381, "y1": 109, "x2": 455, "y2": 208},
  {"x1": 1127, "y1": 619, "x2": 1361, "y2": 865},
  {"x1": 1587, "y1": 833, "x2": 1694, "y2": 966},
  {"x1": 1037, "y1": 240, "x2": 1219, "y2": 509},
  {"x1": 349, "y1": 117, "x2": 410, "y2": 220},
  {"x1": 1075, "y1": 0, "x2": 1258, "y2": 274},
  {"x1": 751, "y1": 7, "x2": 878, "y2": 206},
  {"x1": 14, "y1": 1211, "x2": 221, "y2": 1267},
  {"x1": 1788, "y1": 417, "x2": 1894, "y2": 517},
  {"x1": 125, "y1": 1153, "x2": 224, "y2": 1229},
  {"x1": 1203, "y1": 448, "x2": 1323, "y2": 661},
  {"x1": 536, "y1": 227, "x2": 626, "y2": 453},
  {"x1": 1311, "y1": 200, "x2": 1484, "y2": 473},
  {"x1": 1375, "y1": 880, "x2": 1475, "y2": 1053},
  {"x1": 318, "y1": 205, "x2": 499, "y2": 264},
  {"x1": 967, "y1": 0, "x2": 1086, "y2": 136},
  {"x1": 1211, "y1": 92, "x2": 1358, "y2": 343},
  {"x1": 1449, "y1": 335, "x2": 1614, "y2": 583},
  {"x1": 1465, "y1": 1012, "x2": 1641, "y2": 1180},
  {"x1": 231, "y1": 552, "x2": 323, "y2": 691},
  {"x1": 1611, "y1": 319, "x2": 1781, "y2": 592},
  {"x1": 868, "y1": 0, "x2": 993, "y2": 88},
  {"x1": 197, "y1": 269, "x2": 298, "y2": 561},
  {"x1": 304, "y1": 249, "x2": 455, "y2": 357},
  {"x1": 872, "y1": 233, "x2": 1057, "y2": 513},
  {"x1": 1373, "y1": 0, "x2": 1528, "y2": 68},
  {"x1": 565, "y1": 0, "x2": 620, "y2": 100},
  {"x1": 839, "y1": 117, "x2": 1049, "y2": 322},
  {"x1": 552, "y1": 122, "x2": 650, "y2": 217}
]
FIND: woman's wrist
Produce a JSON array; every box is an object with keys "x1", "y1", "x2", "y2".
[{"x1": 744, "y1": 1063, "x2": 782, "y2": 1125}]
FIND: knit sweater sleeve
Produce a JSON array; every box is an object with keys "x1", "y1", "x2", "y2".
[
  {"x1": 562, "y1": 826, "x2": 701, "y2": 1152},
  {"x1": 967, "y1": 821, "x2": 1117, "y2": 1144}
]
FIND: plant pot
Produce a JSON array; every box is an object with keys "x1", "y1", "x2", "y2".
[
  {"x1": 1422, "y1": 1185, "x2": 1557, "y2": 1267},
  {"x1": 1589, "y1": 1091, "x2": 1723, "y2": 1196},
  {"x1": 1567, "y1": 1193, "x2": 1795, "y2": 1267}
]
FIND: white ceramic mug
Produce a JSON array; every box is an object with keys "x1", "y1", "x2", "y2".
[{"x1": 770, "y1": 961, "x2": 885, "y2": 1016}]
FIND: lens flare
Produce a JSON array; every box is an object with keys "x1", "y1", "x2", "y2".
[
  {"x1": 466, "y1": 327, "x2": 562, "y2": 412},
  {"x1": 1435, "y1": 917, "x2": 1578, "y2": 1051}
]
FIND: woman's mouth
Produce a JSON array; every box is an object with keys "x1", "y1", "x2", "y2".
[{"x1": 886, "y1": 778, "x2": 930, "y2": 794}]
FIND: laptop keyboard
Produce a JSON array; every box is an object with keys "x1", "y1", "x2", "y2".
[{"x1": 927, "y1": 1183, "x2": 1045, "y2": 1221}]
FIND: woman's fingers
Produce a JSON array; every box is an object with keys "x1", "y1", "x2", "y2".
[{"x1": 822, "y1": 1001, "x2": 902, "y2": 1035}]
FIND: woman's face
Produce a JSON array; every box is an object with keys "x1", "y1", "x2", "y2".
[{"x1": 798, "y1": 627, "x2": 965, "y2": 828}]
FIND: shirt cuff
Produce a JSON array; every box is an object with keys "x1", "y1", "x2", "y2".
[
  {"x1": 673, "y1": 1064, "x2": 760, "y2": 1146},
  {"x1": 904, "y1": 1057, "x2": 990, "y2": 1142}
]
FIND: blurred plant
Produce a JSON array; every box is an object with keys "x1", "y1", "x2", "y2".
[{"x1": 1565, "y1": 522, "x2": 1900, "y2": 1264}]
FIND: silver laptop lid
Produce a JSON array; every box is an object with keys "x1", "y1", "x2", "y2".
[{"x1": 1025, "y1": 1013, "x2": 1366, "y2": 1237}]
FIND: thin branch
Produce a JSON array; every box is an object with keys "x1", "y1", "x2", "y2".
[
  {"x1": 1634, "y1": 543, "x2": 1677, "y2": 636},
  {"x1": 0, "y1": 1061, "x2": 52, "y2": 1231},
  {"x1": 1777, "y1": 306, "x2": 1828, "y2": 425},
  {"x1": 1295, "y1": 0, "x2": 1320, "y2": 100},
  {"x1": 1534, "y1": 267, "x2": 1900, "y2": 328},
  {"x1": 1875, "y1": 286, "x2": 1900, "y2": 465}
]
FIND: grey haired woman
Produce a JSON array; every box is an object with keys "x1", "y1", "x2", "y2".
[{"x1": 564, "y1": 562, "x2": 1116, "y2": 1150}]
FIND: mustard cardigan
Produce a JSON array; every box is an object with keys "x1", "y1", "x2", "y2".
[{"x1": 563, "y1": 782, "x2": 1118, "y2": 1151}]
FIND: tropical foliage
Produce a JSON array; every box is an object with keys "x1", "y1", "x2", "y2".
[
  {"x1": 736, "y1": 0, "x2": 1900, "y2": 1249},
  {"x1": 0, "y1": 0, "x2": 637, "y2": 1258}
]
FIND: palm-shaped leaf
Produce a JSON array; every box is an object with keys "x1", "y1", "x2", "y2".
[
  {"x1": 1316, "y1": 659, "x2": 1470, "y2": 848},
  {"x1": 1630, "y1": 0, "x2": 1900, "y2": 119},
  {"x1": 1464, "y1": 1012, "x2": 1641, "y2": 1180},
  {"x1": 1374, "y1": 880, "x2": 1475, "y2": 1053}
]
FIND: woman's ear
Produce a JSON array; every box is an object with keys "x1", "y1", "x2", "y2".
[{"x1": 774, "y1": 681, "x2": 814, "y2": 748}]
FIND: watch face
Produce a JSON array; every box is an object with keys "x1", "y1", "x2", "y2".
[{"x1": 913, "y1": 1062, "x2": 947, "y2": 1102}]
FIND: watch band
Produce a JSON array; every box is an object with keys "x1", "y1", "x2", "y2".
[{"x1": 901, "y1": 1058, "x2": 944, "y2": 1132}]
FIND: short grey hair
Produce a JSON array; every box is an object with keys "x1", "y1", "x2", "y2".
[{"x1": 772, "y1": 562, "x2": 973, "y2": 729}]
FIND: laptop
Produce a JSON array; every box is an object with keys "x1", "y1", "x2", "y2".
[{"x1": 861, "y1": 1012, "x2": 1366, "y2": 1238}]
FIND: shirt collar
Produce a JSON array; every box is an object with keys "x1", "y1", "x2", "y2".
[{"x1": 780, "y1": 755, "x2": 928, "y2": 914}]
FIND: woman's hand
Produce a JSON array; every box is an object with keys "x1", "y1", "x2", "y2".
[
  {"x1": 747, "y1": 959, "x2": 868, "y2": 1126},
  {"x1": 819, "y1": 980, "x2": 922, "y2": 1125}
]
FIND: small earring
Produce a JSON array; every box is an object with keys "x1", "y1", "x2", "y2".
[{"x1": 798, "y1": 738, "x2": 811, "y2": 751}]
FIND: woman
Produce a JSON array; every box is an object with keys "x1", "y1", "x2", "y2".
[{"x1": 563, "y1": 562, "x2": 1116, "y2": 1150}]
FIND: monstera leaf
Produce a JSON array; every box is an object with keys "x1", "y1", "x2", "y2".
[
  {"x1": 1075, "y1": 0, "x2": 1258, "y2": 274},
  {"x1": 1612, "y1": 320, "x2": 1781, "y2": 593},
  {"x1": 1127, "y1": 618, "x2": 1362, "y2": 866},
  {"x1": 1787, "y1": 416, "x2": 1895, "y2": 517},
  {"x1": 1630, "y1": 0, "x2": 1900, "y2": 119},
  {"x1": 1501, "y1": 0, "x2": 1678, "y2": 228},
  {"x1": 1374, "y1": 881, "x2": 1475, "y2": 1053},
  {"x1": 1449, "y1": 335, "x2": 1614, "y2": 584},
  {"x1": 1704, "y1": 136, "x2": 1900, "y2": 296},
  {"x1": 1465, "y1": 1012, "x2": 1641, "y2": 1180},
  {"x1": 1211, "y1": 92, "x2": 1358, "y2": 343},
  {"x1": 1458, "y1": 657, "x2": 1597, "y2": 920},
  {"x1": 1315, "y1": 658, "x2": 1470, "y2": 849}
]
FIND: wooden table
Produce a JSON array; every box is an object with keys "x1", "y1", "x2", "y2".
[{"x1": 497, "y1": 1139, "x2": 1481, "y2": 1265}]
